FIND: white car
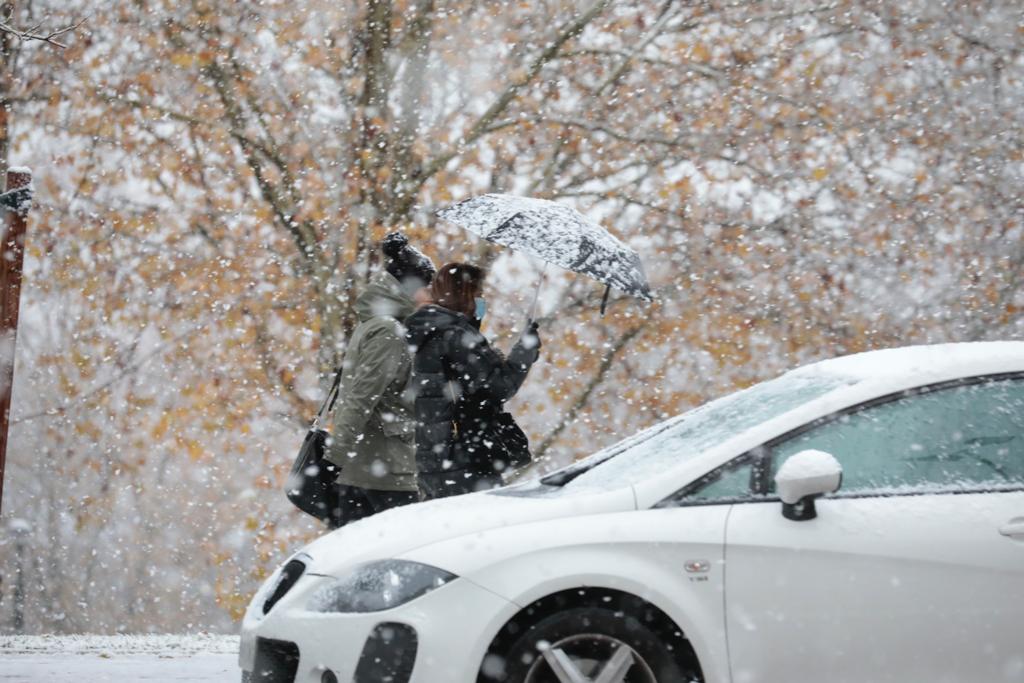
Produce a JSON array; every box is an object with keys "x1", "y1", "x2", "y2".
[{"x1": 240, "y1": 342, "x2": 1024, "y2": 683}]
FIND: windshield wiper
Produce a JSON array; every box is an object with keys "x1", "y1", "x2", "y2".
[
  {"x1": 539, "y1": 453, "x2": 617, "y2": 487},
  {"x1": 539, "y1": 465, "x2": 592, "y2": 487}
]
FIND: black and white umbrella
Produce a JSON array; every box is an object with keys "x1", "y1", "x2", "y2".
[{"x1": 437, "y1": 193, "x2": 653, "y2": 316}]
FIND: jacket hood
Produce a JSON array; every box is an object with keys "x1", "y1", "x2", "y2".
[
  {"x1": 356, "y1": 271, "x2": 415, "y2": 322},
  {"x1": 404, "y1": 304, "x2": 470, "y2": 347}
]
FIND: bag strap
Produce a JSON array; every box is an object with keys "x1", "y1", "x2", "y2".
[{"x1": 311, "y1": 364, "x2": 344, "y2": 430}]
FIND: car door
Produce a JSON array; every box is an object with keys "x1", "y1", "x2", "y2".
[
  {"x1": 647, "y1": 458, "x2": 769, "y2": 683},
  {"x1": 723, "y1": 375, "x2": 1024, "y2": 683}
]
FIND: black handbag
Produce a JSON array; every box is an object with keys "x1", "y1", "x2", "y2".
[
  {"x1": 453, "y1": 410, "x2": 532, "y2": 474},
  {"x1": 285, "y1": 366, "x2": 344, "y2": 526},
  {"x1": 492, "y1": 411, "x2": 532, "y2": 470}
]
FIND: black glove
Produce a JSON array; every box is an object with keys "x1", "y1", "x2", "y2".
[{"x1": 521, "y1": 320, "x2": 541, "y2": 353}]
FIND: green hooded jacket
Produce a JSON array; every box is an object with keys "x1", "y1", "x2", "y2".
[{"x1": 326, "y1": 271, "x2": 417, "y2": 491}]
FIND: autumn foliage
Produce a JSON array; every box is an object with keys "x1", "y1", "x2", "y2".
[{"x1": 0, "y1": 0, "x2": 1020, "y2": 632}]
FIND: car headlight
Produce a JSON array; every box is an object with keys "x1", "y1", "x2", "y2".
[{"x1": 308, "y1": 560, "x2": 457, "y2": 613}]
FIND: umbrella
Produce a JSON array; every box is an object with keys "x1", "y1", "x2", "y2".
[{"x1": 436, "y1": 193, "x2": 653, "y2": 317}]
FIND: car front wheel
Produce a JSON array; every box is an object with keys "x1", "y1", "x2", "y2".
[{"x1": 490, "y1": 606, "x2": 693, "y2": 683}]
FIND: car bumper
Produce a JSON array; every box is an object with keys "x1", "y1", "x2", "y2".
[{"x1": 240, "y1": 573, "x2": 516, "y2": 683}]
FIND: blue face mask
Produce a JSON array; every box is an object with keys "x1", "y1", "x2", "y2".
[{"x1": 474, "y1": 297, "x2": 487, "y2": 321}]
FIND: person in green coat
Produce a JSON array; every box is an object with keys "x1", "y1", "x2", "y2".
[{"x1": 324, "y1": 232, "x2": 435, "y2": 526}]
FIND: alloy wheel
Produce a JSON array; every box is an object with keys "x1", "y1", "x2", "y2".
[{"x1": 523, "y1": 633, "x2": 658, "y2": 683}]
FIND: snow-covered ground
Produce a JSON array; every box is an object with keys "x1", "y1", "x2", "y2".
[{"x1": 0, "y1": 635, "x2": 239, "y2": 682}]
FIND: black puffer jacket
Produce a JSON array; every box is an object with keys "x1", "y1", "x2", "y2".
[{"x1": 405, "y1": 305, "x2": 539, "y2": 479}]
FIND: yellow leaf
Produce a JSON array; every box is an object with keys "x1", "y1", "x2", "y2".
[
  {"x1": 170, "y1": 52, "x2": 196, "y2": 68},
  {"x1": 152, "y1": 413, "x2": 170, "y2": 439},
  {"x1": 186, "y1": 439, "x2": 204, "y2": 461}
]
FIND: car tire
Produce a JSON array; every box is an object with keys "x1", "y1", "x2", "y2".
[{"x1": 483, "y1": 606, "x2": 694, "y2": 683}]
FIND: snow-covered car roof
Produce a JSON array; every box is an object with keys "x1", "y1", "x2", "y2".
[{"x1": 789, "y1": 340, "x2": 1024, "y2": 386}]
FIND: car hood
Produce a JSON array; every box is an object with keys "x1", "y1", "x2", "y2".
[{"x1": 301, "y1": 485, "x2": 637, "y2": 576}]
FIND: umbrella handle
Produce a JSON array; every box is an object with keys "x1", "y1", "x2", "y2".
[
  {"x1": 600, "y1": 284, "x2": 612, "y2": 316},
  {"x1": 527, "y1": 262, "x2": 548, "y2": 324}
]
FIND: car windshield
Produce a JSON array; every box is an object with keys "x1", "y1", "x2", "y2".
[{"x1": 519, "y1": 371, "x2": 855, "y2": 494}]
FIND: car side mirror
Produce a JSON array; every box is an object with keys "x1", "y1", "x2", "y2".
[{"x1": 774, "y1": 449, "x2": 842, "y2": 521}]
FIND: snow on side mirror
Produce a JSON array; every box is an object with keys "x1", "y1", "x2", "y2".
[{"x1": 774, "y1": 449, "x2": 843, "y2": 521}]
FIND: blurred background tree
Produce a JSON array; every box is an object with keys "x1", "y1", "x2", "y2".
[{"x1": 0, "y1": 0, "x2": 1020, "y2": 632}]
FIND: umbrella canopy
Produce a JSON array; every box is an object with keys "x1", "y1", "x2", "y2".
[{"x1": 437, "y1": 193, "x2": 654, "y2": 304}]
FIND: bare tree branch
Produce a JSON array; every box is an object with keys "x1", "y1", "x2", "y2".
[
  {"x1": 407, "y1": 0, "x2": 612, "y2": 200},
  {"x1": 391, "y1": 0, "x2": 435, "y2": 197},
  {"x1": 592, "y1": 0, "x2": 676, "y2": 97},
  {"x1": 533, "y1": 321, "x2": 650, "y2": 460},
  {"x1": 12, "y1": 325, "x2": 199, "y2": 424},
  {"x1": 0, "y1": 17, "x2": 85, "y2": 49},
  {"x1": 245, "y1": 306, "x2": 313, "y2": 427}
]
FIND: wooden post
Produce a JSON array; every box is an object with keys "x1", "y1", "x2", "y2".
[
  {"x1": 0, "y1": 167, "x2": 32, "y2": 514},
  {"x1": 10, "y1": 519, "x2": 30, "y2": 632}
]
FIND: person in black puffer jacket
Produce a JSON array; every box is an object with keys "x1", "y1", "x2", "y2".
[{"x1": 405, "y1": 262, "x2": 541, "y2": 500}]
